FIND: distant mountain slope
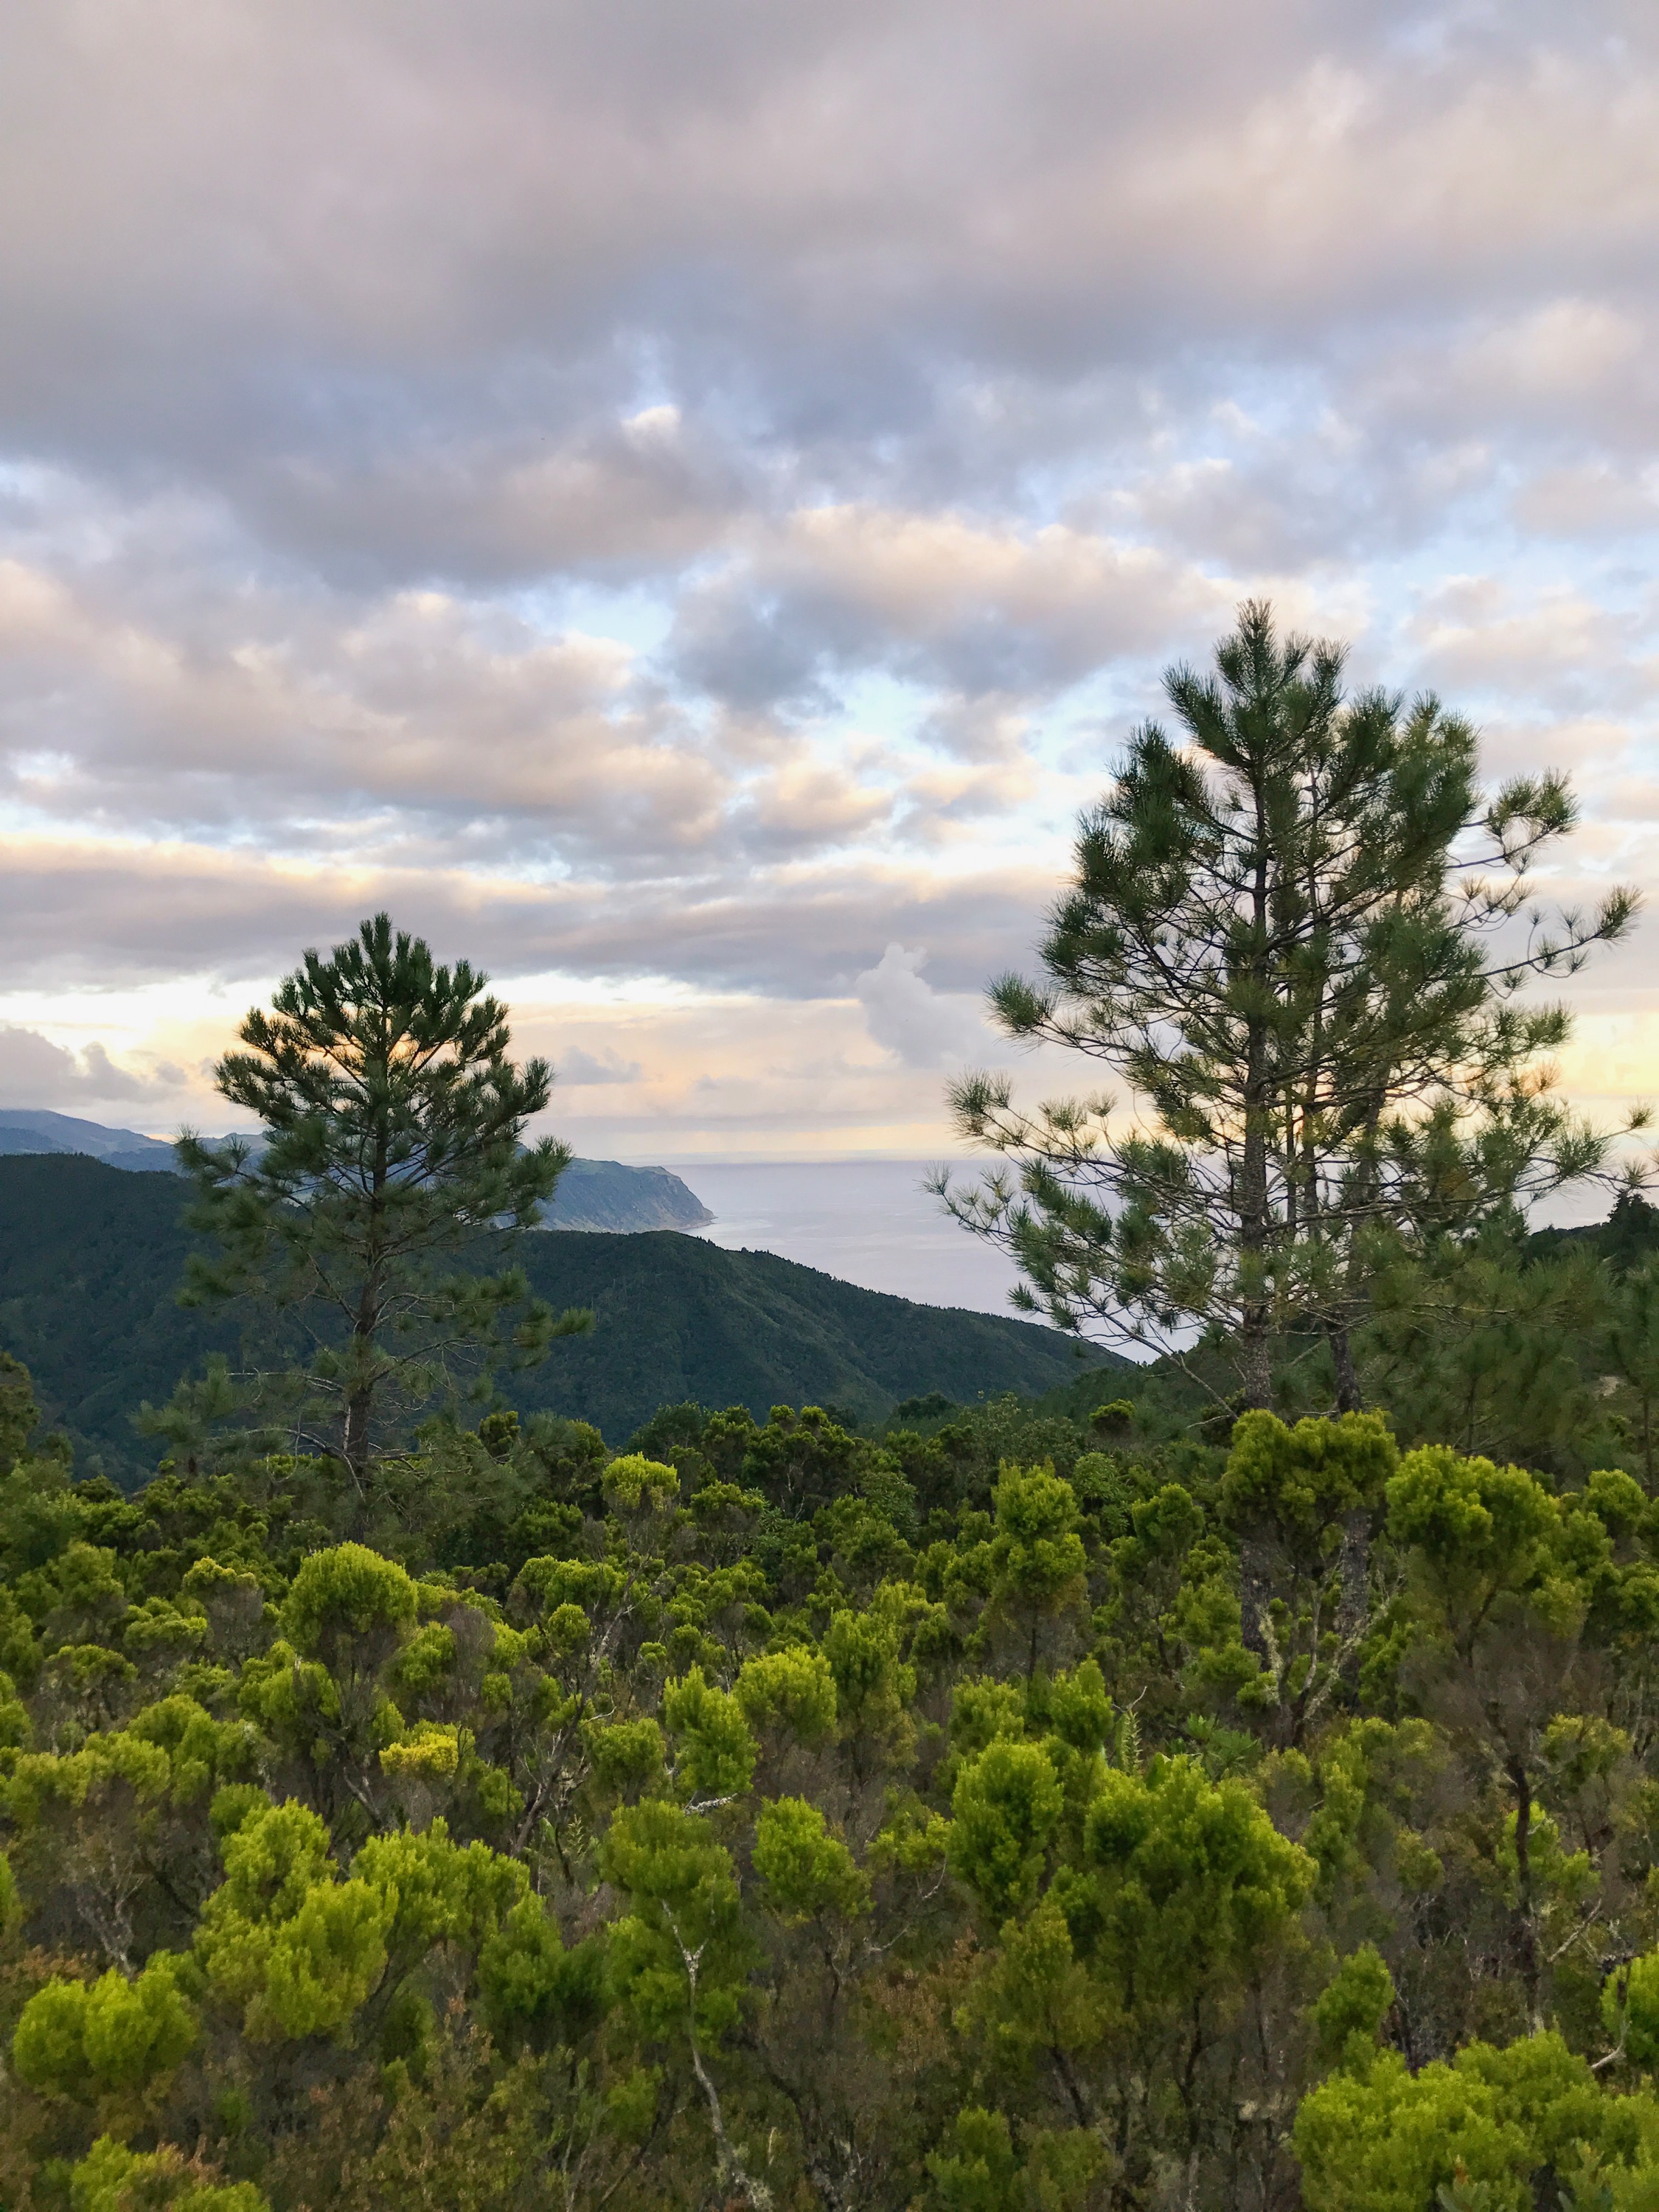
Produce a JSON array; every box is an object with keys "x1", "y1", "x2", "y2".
[
  {"x1": 0, "y1": 1111, "x2": 712, "y2": 1232},
  {"x1": 0, "y1": 1158, "x2": 251, "y2": 1479},
  {"x1": 507, "y1": 1228, "x2": 1109, "y2": 1435},
  {"x1": 0, "y1": 1108, "x2": 178, "y2": 1172},
  {"x1": 540, "y1": 1157, "x2": 712, "y2": 1231},
  {"x1": 0, "y1": 1155, "x2": 1118, "y2": 1480}
]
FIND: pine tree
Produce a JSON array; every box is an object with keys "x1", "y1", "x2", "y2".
[
  {"x1": 939, "y1": 602, "x2": 1643, "y2": 1408},
  {"x1": 167, "y1": 913, "x2": 587, "y2": 1494}
]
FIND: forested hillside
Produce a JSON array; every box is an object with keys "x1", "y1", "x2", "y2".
[{"x1": 0, "y1": 1158, "x2": 1112, "y2": 1477}]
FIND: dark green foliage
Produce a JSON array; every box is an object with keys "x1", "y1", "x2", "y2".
[
  {"x1": 165, "y1": 914, "x2": 582, "y2": 1490},
  {"x1": 1531, "y1": 1191, "x2": 1659, "y2": 1277},
  {"x1": 0, "y1": 1352, "x2": 39, "y2": 1467},
  {"x1": 0, "y1": 1158, "x2": 255, "y2": 1481},
  {"x1": 1359, "y1": 1214, "x2": 1658, "y2": 1483},
  {"x1": 507, "y1": 1235, "x2": 1121, "y2": 1448},
  {"x1": 0, "y1": 1157, "x2": 1118, "y2": 1481}
]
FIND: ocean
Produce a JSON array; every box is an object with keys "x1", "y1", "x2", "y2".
[{"x1": 668, "y1": 1158, "x2": 1032, "y2": 1319}]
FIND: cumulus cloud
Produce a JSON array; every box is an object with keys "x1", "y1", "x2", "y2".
[
  {"x1": 515, "y1": 985, "x2": 1031, "y2": 1157},
  {"x1": 1511, "y1": 465, "x2": 1659, "y2": 540},
  {"x1": 667, "y1": 507, "x2": 1234, "y2": 712},
  {"x1": 4, "y1": 4, "x2": 1655, "y2": 459},
  {"x1": 0, "y1": 538, "x2": 733, "y2": 863},
  {"x1": 1407, "y1": 580, "x2": 1658, "y2": 715},
  {"x1": 0, "y1": 1026, "x2": 181, "y2": 1110},
  {"x1": 2, "y1": 1, "x2": 1659, "y2": 1148},
  {"x1": 0, "y1": 829, "x2": 1057, "y2": 998},
  {"x1": 246, "y1": 408, "x2": 753, "y2": 587},
  {"x1": 855, "y1": 944, "x2": 995, "y2": 1068}
]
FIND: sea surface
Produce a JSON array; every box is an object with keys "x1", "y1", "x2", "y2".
[
  {"x1": 667, "y1": 1158, "x2": 1034, "y2": 1320},
  {"x1": 664, "y1": 1156, "x2": 1630, "y2": 1335}
]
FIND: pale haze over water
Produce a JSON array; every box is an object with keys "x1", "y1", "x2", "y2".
[
  {"x1": 669, "y1": 1161, "x2": 1624, "y2": 1336},
  {"x1": 671, "y1": 1160, "x2": 1034, "y2": 1322}
]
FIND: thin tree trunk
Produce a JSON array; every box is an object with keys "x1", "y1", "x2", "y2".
[
  {"x1": 689, "y1": 2040, "x2": 772, "y2": 2212},
  {"x1": 1335, "y1": 1508, "x2": 1371, "y2": 1646},
  {"x1": 344, "y1": 1130, "x2": 388, "y2": 1490},
  {"x1": 1509, "y1": 1757, "x2": 1543, "y2": 2031},
  {"x1": 1329, "y1": 1323, "x2": 1363, "y2": 1413},
  {"x1": 1239, "y1": 1534, "x2": 1273, "y2": 1661},
  {"x1": 342, "y1": 1385, "x2": 372, "y2": 1488},
  {"x1": 1237, "y1": 781, "x2": 1275, "y2": 1413},
  {"x1": 673, "y1": 1922, "x2": 773, "y2": 2212}
]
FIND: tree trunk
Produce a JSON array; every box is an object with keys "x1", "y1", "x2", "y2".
[
  {"x1": 1236, "y1": 785, "x2": 1275, "y2": 1413},
  {"x1": 1509, "y1": 1757, "x2": 1543, "y2": 2032},
  {"x1": 1238, "y1": 1324, "x2": 1273, "y2": 1414},
  {"x1": 1328, "y1": 1324, "x2": 1363, "y2": 1414},
  {"x1": 1239, "y1": 1533, "x2": 1273, "y2": 1661},
  {"x1": 342, "y1": 1386, "x2": 372, "y2": 1491},
  {"x1": 342, "y1": 1267, "x2": 380, "y2": 1492},
  {"x1": 343, "y1": 1124, "x2": 391, "y2": 1494},
  {"x1": 678, "y1": 1936, "x2": 773, "y2": 2212},
  {"x1": 1335, "y1": 1508, "x2": 1370, "y2": 1646}
]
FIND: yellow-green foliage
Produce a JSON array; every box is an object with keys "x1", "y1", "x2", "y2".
[
  {"x1": 1295, "y1": 2033, "x2": 1659, "y2": 2211},
  {"x1": 600, "y1": 1453, "x2": 680, "y2": 1514},
  {"x1": 69, "y1": 2135, "x2": 270, "y2": 2212},
  {"x1": 14, "y1": 1955, "x2": 197, "y2": 2097},
  {"x1": 6, "y1": 1392, "x2": 1659, "y2": 2212},
  {"x1": 752, "y1": 1796, "x2": 869, "y2": 1922},
  {"x1": 734, "y1": 1644, "x2": 838, "y2": 1743}
]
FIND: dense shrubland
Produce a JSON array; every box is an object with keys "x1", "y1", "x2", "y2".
[{"x1": 8, "y1": 1363, "x2": 1659, "y2": 2210}]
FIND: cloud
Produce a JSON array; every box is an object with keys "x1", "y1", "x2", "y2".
[
  {"x1": 0, "y1": 540, "x2": 737, "y2": 865},
  {"x1": 855, "y1": 943, "x2": 994, "y2": 1068},
  {"x1": 1511, "y1": 465, "x2": 1659, "y2": 540},
  {"x1": 0, "y1": 1026, "x2": 180, "y2": 1110},
  {"x1": 558, "y1": 1046, "x2": 644, "y2": 1086},
  {"x1": 1405, "y1": 580, "x2": 1658, "y2": 714},
  {"x1": 667, "y1": 507, "x2": 1236, "y2": 712},
  {"x1": 246, "y1": 408, "x2": 752, "y2": 586},
  {"x1": 3, "y1": 3, "x2": 1659, "y2": 1152},
  {"x1": 0, "y1": 829, "x2": 1060, "y2": 999},
  {"x1": 3, "y1": 4, "x2": 1655, "y2": 464},
  {"x1": 512, "y1": 985, "x2": 1051, "y2": 1158}
]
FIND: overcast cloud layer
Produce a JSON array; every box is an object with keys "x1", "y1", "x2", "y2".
[{"x1": 3, "y1": 1, "x2": 1658, "y2": 1154}]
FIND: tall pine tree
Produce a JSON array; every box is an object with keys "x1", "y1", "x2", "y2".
[
  {"x1": 941, "y1": 603, "x2": 1643, "y2": 1408},
  {"x1": 170, "y1": 913, "x2": 588, "y2": 1492}
]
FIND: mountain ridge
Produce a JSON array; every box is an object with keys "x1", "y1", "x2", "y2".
[
  {"x1": 0, "y1": 1110, "x2": 712, "y2": 1234},
  {"x1": 0, "y1": 1154, "x2": 1121, "y2": 1479},
  {"x1": 0, "y1": 1107, "x2": 178, "y2": 1172}
]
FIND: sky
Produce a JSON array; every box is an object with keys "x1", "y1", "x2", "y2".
[{"x1": 2, "y1": 0, "x2": 1658, "y2": 1163}]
